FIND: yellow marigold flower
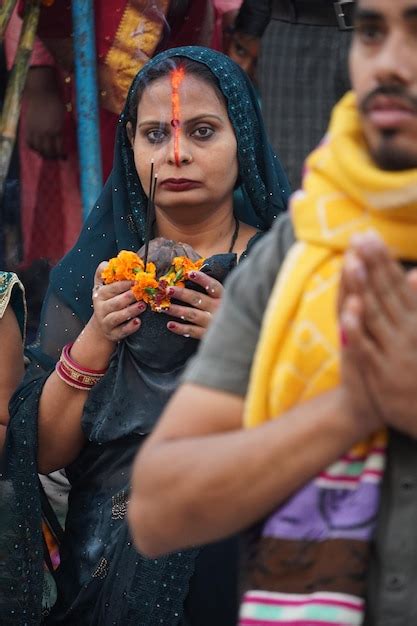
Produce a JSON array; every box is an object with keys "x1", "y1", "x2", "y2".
[{"x1": 159, "y1": 271, "x2": 176, "y2": 285}]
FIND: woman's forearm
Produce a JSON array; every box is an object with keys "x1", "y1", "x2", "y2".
[
  {"x1": 37, "y1": 316, "x2": 115, "y2": 473},
  {"x1": 129, "y1": 386, "x2": 369, "y2": 557},
  {"x1": 0, "y1": 307, "x2": 25, "y2": 452}
]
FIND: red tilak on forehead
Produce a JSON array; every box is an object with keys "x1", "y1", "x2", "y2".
[{"x1": 170, "y1": 67, "x2": 186, "y2": 166}]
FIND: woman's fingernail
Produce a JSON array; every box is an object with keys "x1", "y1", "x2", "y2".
[
  {"x1": 346, "y1": 255, "x2": 367, "y2": 283},
  {"x1": 167, "y1": 322, "x2": 176, "y2": 330},
  {"x1": 167, "y1": 287, "x2": 175, "y2": 296},
  {"x1": 133, "y1": 318, "x2": 140, "y2": 326},
  {"x1": 341, "y1": 311, "x2": 356, "y2": 330},
  {"x1": 189, "y1": 271, "x2": 196, "y2": 279}
]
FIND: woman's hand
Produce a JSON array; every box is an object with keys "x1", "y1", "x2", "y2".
[
  {"x1": 91, "y1": 262, "x2": 146, "y2": 342},
  {"x1": 24, "y1": 67, "x2": 67, "y2": 160},
  {"x1": 162, "y1": 271, "x2": 223, "y2": 340}
]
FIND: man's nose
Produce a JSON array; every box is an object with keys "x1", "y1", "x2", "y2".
[{"x1": 374, "y1": 34, "x2": 413, "y2": 86}]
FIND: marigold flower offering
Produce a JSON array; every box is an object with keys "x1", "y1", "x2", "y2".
[{"x1": 101, "y1": 250, "x2": 205, "y2": 311}]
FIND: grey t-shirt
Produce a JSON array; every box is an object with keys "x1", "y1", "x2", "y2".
[
  {"x1": 183, "y1": 211, "x2": 417, "y2": 626},
  {"x1": 184, "y1": 213, "x2": 295, "y2": 396}
]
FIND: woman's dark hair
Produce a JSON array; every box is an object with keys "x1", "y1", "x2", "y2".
[{"x1": 126, "y1": 56, "x2": 226, "y2": 130}]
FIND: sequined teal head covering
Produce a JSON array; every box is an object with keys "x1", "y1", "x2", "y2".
[{"x1": 51, "y1": 46, "x2": 290, "y2": 323}]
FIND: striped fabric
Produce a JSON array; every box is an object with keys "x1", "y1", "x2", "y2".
[
  {"x1": 317, "y1": 440, "x2": 386, "y2": 489},
  {"x1": 240, "y1": 591, "x2": 364, "y2": 625}
]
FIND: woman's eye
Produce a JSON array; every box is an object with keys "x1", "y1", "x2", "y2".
[
  {"x1": 147, "y1": 129, "x2": 167, "y2": 143},
  {"x1": 192, "y1": 126, "x2": 214, "y2": 140}
]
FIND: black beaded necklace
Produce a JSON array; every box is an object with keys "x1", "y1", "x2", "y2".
[{"x1": 228, "y1": 215, "x2": 240, "y2": 253}]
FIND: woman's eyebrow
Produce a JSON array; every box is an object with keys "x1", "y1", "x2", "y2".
[
  {"x1": 184, "y1": 114, "x2": 224, "y2": 124},
  {"x1": 138, "y1": 114, "x2": 224, "y2": 128},
  {"x1": 137, "y1": 120, "x2": 169, "y2": 129}
]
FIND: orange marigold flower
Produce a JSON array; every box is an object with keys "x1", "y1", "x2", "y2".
[
  {"x1": 172, "y1": 256, "x2": 205, "y2": 276},
  {"x1": 101, "y1": 252, "x2": 205, "y2": 312},
  {"x1": 101, "y1": 250, "x2": 144, "y2": 283},
  {"x1": 131, "y1": 272, "x2": 159, "y2": 304},
  {"x1": 145, "y1": 262, "x2": 157, "y2": 277}
]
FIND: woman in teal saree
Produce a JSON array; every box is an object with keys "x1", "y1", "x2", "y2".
[
  {"x1": 2, "y1": 47, "x2": 290, "y2": 625},
  {"x1": 0, "y1": 271, "x2": 25, "y2": 448}
]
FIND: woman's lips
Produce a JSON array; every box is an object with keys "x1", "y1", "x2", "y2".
[{"x1": 160, "y1": 179, "x2": 202, "y2": 192}]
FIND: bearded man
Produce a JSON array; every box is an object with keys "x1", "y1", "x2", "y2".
[{"x1": 130, "y1": 2, "x2": 417, "y2": 624}]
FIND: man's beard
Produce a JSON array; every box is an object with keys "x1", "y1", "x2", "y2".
[
  {"x1": 360, "y1": 85, "x2": 417, "y2": 171},
  {"x1": 370, "y1": 130, "x2": 417, "y2": 171}
]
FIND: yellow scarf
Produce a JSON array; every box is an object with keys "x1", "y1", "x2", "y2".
[{"x1": 245, "y1": 91, "x2": 417, "y2": 429}]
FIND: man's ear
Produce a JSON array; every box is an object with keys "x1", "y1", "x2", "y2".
[{"x1": 126, "y1": 121, "x2": 134, "y2": 147}]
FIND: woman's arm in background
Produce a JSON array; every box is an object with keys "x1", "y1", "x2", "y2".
[{"x1": 0, "y1": 307, "x2": 24, "y2": 449}]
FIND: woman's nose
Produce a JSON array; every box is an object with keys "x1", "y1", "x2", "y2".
[{"x1": 167, "y1": 131, "x2": 192, "y2": 167}]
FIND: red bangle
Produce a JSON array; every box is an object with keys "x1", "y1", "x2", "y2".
[
  {"x1": 62, "y1": 343, "x2": 108, "y2": 375},
  {"x1": 55, "y1": 361, "x2": 100, "y2": 391},
  {"x1": 55, "y1": 343, "x2": 109, "y2": 391}
]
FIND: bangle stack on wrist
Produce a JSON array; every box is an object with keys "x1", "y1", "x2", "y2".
[{"x1": 55, "y1": 343, "x2": 108, "y2": 390}]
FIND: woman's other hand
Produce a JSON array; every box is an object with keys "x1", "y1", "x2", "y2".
[
  {"x1": 24, "y1": 67, "x2": 67, "y2": 160},
  {"x1": 162, "y1": 271, "x2": 223, "y2": 340},
  {"x1": 91, "y1": 262, "x2": 146, "y2": 343}
]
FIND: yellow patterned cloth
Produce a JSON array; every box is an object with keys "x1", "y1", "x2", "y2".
[
  {"x1": 245, "y1": 91, "x2": 417, "y2": 428},
  {"x1": 100, "y1": 0, "x2": 170, "y2": 114}
]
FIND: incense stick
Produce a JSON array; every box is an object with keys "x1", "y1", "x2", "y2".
[{"x1": 143, "y1": 164, "x2": 157, "y2": 269}]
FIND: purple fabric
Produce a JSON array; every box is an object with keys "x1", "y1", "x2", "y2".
[{"x1": 262, "y1": 480, "x2": 381, "y2": 542}]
